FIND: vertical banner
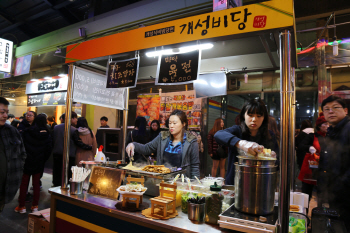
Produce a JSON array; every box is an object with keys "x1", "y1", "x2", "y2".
[
  {"x1": 160, "y1": 90, "x2": 201, "y2": 130},
  {"x1": 136, "y1": 93, "x2": 160, "y2": 125},
  {"x1": 106, "y1": 57, "x2": 139, "y2": 88},
  {"x1": 156, "y1": 50, "x2": 200, "y2": 85},
  {"x1": 0, "y1": 38, "x2": 13, "y2": 73}
]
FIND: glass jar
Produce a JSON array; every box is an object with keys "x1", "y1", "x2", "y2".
[{"x1": 205, "y1": 182, "x2": 224, "y2": 224}]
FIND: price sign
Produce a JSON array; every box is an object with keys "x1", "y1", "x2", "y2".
[
  {"x1": 156, "y1": 50, "x2": 200, "y2": 85},
  {"x1": 106, "y1": 58, "x2": 139, "y2": 88},
  {"x1": 87, "y1": 166, "x2": 126, "y2": 200}
]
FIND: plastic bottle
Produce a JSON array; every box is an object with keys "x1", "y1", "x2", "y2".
[{"x1": 95, "y1": 145, "x2": 106, "y2": 163}]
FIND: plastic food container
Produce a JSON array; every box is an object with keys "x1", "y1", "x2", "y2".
[{"x1": 201, "y1": 177, "x2": 225, "y2": 187}]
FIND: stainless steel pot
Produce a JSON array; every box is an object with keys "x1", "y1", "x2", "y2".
[{"x1": 234, "y1": 157, "x2": 277, "y2": 215}]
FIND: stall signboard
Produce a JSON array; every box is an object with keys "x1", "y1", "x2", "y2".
[
  {"x1": 66, "y1": 0, "x2": 294, "y2": 63},
  {"x1": 136, "y1": 93, "x2": 161, "y2": 125},
  {"x1": 160, "y1": 90, "x2": 201, "y2": 129},
  {"x1": 0, "y1": 38, "x2": 13, "y2": 73},
  {"x1": 73, "y1": 67, "x2": 125, "y2": 110},
  {"x1": 26, "y1": 75, "x2": 68, "y2": 94},
  {"x1": 156, "y1": 50, "x2": 200, "y2": 85},
  {"x1": 88, "y1": 166, "x2": 126, "y2": 200},
  {"x1": 106, "y1": 57, "x2": 139, "y2": 88},
  {"x1": 14, "y1": 54, "x2": 32, "y2": 76},
  {"x1": 27, "y1": 91, "x2": 67, "y2": 107}
]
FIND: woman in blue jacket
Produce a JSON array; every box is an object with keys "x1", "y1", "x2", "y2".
[{"x1": 214, "y1": 98, "x2": 278, "y2": 185}]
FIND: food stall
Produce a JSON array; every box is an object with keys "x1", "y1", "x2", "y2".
[{"x1": 48, "y1": 0, "x2": 298, "y2": 232}]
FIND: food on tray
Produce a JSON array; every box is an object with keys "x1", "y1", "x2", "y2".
[
  {"x1": 122, "y1": 161, "x2": 143, "y2": 171},
  {"x1": 142, "y1": 165, "x2": 171, "y2": 174},
  {"x1": 290, "y1": 205, "x2": 300, "y2": 212},
  {"x1": 119, "y1": 182, "x2": 147, "y2": 193}
]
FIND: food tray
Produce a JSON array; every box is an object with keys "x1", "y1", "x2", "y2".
[
  {"x1": 117, "y1": 186, "x2": 147, "y2": 196},
  {"x1": 117, "y1": 164, "x2": 186, "y2": 179},
  {"x1": 289, "y1": 204, "x2": 303, "y2": 213}
]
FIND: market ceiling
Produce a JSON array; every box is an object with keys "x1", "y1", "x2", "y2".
[
  {"x1": 2, "y1": 0, "x2": 350, "y2": 45},
  {"x1": 0, "y1": 0, "x2": 142, "y2": 45}
]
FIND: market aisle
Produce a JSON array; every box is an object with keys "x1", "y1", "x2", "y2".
[{"x1": 0, "y1": 173, "x2": 52, "y2": 233}]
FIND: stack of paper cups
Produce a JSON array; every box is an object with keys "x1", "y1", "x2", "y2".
[{"x1": 293, "y1": 192, "x2": 309, "y2": 208}]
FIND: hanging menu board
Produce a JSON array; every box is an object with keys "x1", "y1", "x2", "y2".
[
  {"x1": 73, "y1": 67, "x2": 125, "y2": 110},
  {"x1": 106, "y1": 58, "x2": 139, "y2": 88},
  {"x1": 27, "y1": 91, "x2": 67, "y2": 107},
  {"x1": 160, "y1": 90, "x2": 202, "y2": 129},
  {"x1": 156, "y1": 50, "x2": 200, "y2": 85},
  {"x1": 88, "y1": 166, "x2": 126, "y2": 200}
]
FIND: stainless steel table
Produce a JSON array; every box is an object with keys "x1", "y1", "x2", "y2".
[{"x1": 48, "y1": 187, "x2": 239, "y2": 233}]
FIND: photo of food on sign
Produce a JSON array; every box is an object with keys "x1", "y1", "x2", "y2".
[
  {"x1": 43, "y1": 93, "x2": 51, "y2": 103},
  {"x1": 136, "y1": 94, "x2": 160, "y2": 125},
  {"x1": 53, "y1": 92, "x2": 62, "y2": 101},
  {"x1": 159, "y1": 90, "x2": 201, "y2": 130}
]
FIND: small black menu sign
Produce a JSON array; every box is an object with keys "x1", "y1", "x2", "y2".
[
  {"x1": 106, "y1": 58, "x2": 139, "y2": 88},
  {"x1": 88, "y1": 166, "x2": 126, "y2": 200},
  {"x1": 27, "y1": 91, "x2": 66, "y2": 107},
  {"x1": 156, "y1": 50, "x2": 200, "y2": 85}
]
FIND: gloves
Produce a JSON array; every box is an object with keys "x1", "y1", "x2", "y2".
[
  {"x1": 237, "y1": 140, "x2": 264, "y2": 156},
  {"x1": 125, "y1": 143, "x2": 135, "y2": 160},
  {"x1": 271, "y1": 151, "x2": 277, "y2": 158},
  {"x1": 309, "y1": 146, "x2": 316, "y2": 154}
]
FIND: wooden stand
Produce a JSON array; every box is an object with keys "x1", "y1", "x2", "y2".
[
  {"x1": 122, "y1": 175, "x2": 144, "y2": 209},
  {"x1": 150, "y1": 180, "x2": 177, "y2": 218}
]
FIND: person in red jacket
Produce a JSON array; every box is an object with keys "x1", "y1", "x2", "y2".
[{"x1": 207, "y1": 118, "x2": 227, "y2": 178}]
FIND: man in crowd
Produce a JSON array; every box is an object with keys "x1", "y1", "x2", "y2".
[
  {"x1": 318, "y1": 95, "x2": 350, "y2": 230},
  {"x1": 52, "y1": 112, "x2": 92, "y2": 187},
  {"x1": 96, "y1": 116, "x2": 110, "y2": 147},
  {"x1": 18, "y1": 111, "x2": 36, "y2": 134},
  {"x1": 0, "y1": 97, "x2": 26, "y2": 212},
  {"x1": 5, "y1": 114, "x2": 15, "y2": 125}
]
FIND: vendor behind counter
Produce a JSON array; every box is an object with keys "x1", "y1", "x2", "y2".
[{"x1": 126, "y1": 110, "x2": 200, "y2": 179}]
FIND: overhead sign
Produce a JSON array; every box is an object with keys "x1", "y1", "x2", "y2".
[
  {"x1": 0, "y1": 38, "x2": 13, "y2": 73},
  {"x1": 14, "y1": 54, "x2": 32, "y2": 76},
  {"x1": 156, "y1": 50, "x2": 200, "y2": 85},
  {"x1": 66, "y1": 0, "x2": 293, "y2": 63},
  {"x1": 73, "y1": 67, "x2": 125, "y2": 110},
  {"x1": 26, "y1": 75, "x2": 68, "y2": 94},
  {"x1": 106, "y1": 57, "x2": 139, "y2": 88},
  {"x1": 27, "y1": 91, "x2": 67, "y2": 107}
]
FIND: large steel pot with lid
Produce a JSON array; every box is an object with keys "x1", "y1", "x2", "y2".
[{"x1": 234, "y1": 156, "x2": 277, "y2": 215}]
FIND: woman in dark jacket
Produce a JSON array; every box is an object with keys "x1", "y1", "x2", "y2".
[
  {"x1": 295, "y1": 120, "x2": 314, "y2": 169},
  {"x1": 15, "y1": 114, "x2": 52, "y2": 213},
  {"x1": 214, "y1": 98, "x2": 278, "y2": 185},
  {"x1": 208, "y1": 118, "x2": 227, "y2": 178},
  {"x1": 125, "y1": 116, "x2": 149, "y2": 163},
  {"x1": 149, "y1": 119, "x2": 161, "y2": 142}
]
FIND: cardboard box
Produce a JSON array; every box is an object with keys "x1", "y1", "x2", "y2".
[{"x1": 27, "y1": 208, "x2": 50, "y2": 233}]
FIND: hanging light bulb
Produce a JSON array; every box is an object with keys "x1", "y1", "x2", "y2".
[{"x1": 244, "y1": 73, "x2": 248, "y2": 83}]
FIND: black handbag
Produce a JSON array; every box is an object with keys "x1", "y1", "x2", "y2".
[{"x1": 216, "y1": 144, "x2": 227, "y2": 158}]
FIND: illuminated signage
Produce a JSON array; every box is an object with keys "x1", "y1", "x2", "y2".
[{"x1": 0, "y1": 38, "x2": 13, "y2": 73}]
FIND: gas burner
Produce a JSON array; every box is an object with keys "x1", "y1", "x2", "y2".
[{"x1": 219, "y1": 204, "x2": 278, "y2": 233}]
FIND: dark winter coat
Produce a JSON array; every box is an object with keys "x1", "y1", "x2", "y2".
[
  {"x1": 17, "y1": 119, "x2": 31, "y2": 135},
  {"x1": 318, "y1": 116, "x2": 350, "y2": 207},
  {"x1": 0, "y1": 124, "x2": 26, "y2": 203},
  {"x1": 22, "y1": 125, "x2": 52, "y2": 174},
  {"x1": 214, "y1": 125, "x2": 278, "y2": 185},
  {"x1": 295, "y1": 128, "x2": 314, "y2": 169},
  {"x1": 207, "y1": 132, "x2": 228, "y2": 158},
  {"x1": 133, "y1": 131, "x2": 200, "y2": 178}
]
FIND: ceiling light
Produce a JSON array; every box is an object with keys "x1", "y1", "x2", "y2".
[
  {"x1": 58, "y1": 74, "x2": 67, "y2": 77},
  {"x1": 31, "y1": 79, "x2": 38, "y2": 82},
  {"x1": 44, "y1": 77, "x2": 52, "y2": 80},
  {"x1": 6, "y1": 98, "x2": 15, "y2": 101},
  {"x1": 145, "y1": 43, "x2": 213, "y2": 57}
]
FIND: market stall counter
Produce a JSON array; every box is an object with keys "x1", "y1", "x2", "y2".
[{"x1": 48, "y1": 187, "x2": 238, "y2": 233}]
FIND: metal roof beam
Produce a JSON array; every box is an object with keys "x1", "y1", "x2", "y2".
[{"x1": 260, "y1": 35, "x2": 277, "y2": 69}]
